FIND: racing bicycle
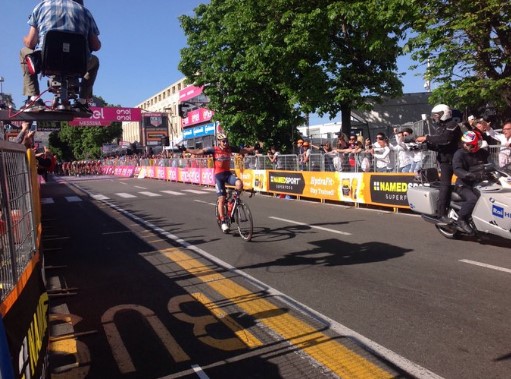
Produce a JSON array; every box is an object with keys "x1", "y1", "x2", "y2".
[{"x1": 215, "y1": 188, "x2": 254, "y2": 241}]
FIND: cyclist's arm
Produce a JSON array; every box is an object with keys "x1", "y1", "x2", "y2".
[{"x1": 185, "y1": 147, "x2": 209, "y2": 155}]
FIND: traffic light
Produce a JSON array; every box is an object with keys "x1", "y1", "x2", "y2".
[{"x1": 161, "y1": 136, "x2": 170, "y2": 146}]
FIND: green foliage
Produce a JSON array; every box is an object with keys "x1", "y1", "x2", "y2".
[
  {"x1": 407, "y1": 0, "x2": 511, "y2": 118},
  {"x1": 179, "y1": 0, "x2": 409, "y2": 146},
  {"x1": 48, "y1": 96, "x2": 122, "y2": 160}
]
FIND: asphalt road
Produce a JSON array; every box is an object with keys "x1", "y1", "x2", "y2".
[{"x1": 40, "y1": 175, "x2": 511, "y2": 379}]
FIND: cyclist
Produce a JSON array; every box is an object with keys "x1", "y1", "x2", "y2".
[{"x1": 184, "y1": 134, "x2": 254, "y2": 232}]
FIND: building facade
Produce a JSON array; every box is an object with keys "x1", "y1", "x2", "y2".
[{"x1": 122, "y1": 77, "x2": 187, "y2": 149}]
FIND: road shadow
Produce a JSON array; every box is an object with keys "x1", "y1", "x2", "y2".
[{"x1": 241, "y1": 238, "x2": 411, "y2": 270}]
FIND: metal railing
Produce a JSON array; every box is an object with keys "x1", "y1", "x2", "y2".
[
  {"x1": 110, "y1": 143, "x2": 511, "y2": 175},
  {"x1": 0, "y1": 141, "x2": 37, "y2": 301}
]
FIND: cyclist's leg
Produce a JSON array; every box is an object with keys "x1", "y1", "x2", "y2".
[
  {"x1": 226, "y1": 172, "x2": 243, "y2": 191},
  {"x1": 215, "y1": 172, "x2": 228, "y2": 220}
]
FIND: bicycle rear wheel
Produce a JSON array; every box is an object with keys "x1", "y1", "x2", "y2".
[{"x1": 235, "y1": 202, "x2": 253, "y2": 241}]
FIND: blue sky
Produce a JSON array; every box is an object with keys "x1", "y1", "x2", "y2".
[{"x1": 0, "y1": 1, "x2": 428, "y2": 125}]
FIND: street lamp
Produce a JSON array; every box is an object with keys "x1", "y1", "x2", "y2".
[{"x1": 0, "y1": 76, "x2": 4, "y2": 94}]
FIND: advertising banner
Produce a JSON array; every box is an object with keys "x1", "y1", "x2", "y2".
[
  {"x1": 268, "y1": 171, "x2": 305, "y2": 195},
  {"x1": 166, "y1": 167, "x2": 178, "y2": 182},
  {"x1": 179, "y1": 85, "x2": 203, "y2": 102},
  {"x1": 181, "y1": 108, "x2": 214, "y2": 127},
  {"x1": 107, "y1": 164, "x2": 420, "y2": 210},
  {"x1": 302, "y1": 171, "x2": 342, "y2": 202},
  {"x1": 2, "y1": 257, "x2": 48, "y2": 379},
  {"x1": 367, "y1": 173, "x2": 416, "y2": 208},
  {"x1": 113, "y1": 166, "x2": 135, "y2": 177},
  {"x1": 69, "y1": 107, "x2": 142, "y2": 126},
  {"x1": 156, "y1": 166, "x2": 166, "y2": 180},
  {"x1": 201, "y1": 168, "x2": 215, "y2": 186}
]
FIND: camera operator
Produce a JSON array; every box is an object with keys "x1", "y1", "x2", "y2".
[{"x1": 416, "y1": 104, "x2": 462, "y2": 224}]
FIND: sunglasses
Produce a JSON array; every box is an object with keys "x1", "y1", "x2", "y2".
[
  {"x1": 376, "y1": 136, "x2": 384, "y2": 139},
  {"x1": 220, "y1": 139, "x2": 228, "y2": 143}
]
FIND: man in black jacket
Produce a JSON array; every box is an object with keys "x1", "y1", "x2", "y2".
[
  {"x1": 452, "y1": 131, "x2": 490, "y2": 233},
  {"x1": 416, "y1": 104, "x2": 462, "y2": 223}
]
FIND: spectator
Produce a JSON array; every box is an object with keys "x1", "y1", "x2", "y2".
[
  {"x1": 359, "y1": 138, "x2": 373, "y2": 172},
  {"x1": 339, "y1": 134, "x2": 362, "y2": 171},
  {"x1": 35, "y1": 146, "x2": 52, "y2": 180},
  {"x1": 301, "y1": 141, "x2": 311, "y2": 170},
  {"x1": 472, "y1": 119, "x2": 499, "y2": 148},
  {"x1": 15, "y1": 121, "x2": 36, "y2": 149},
  {"x1": 391, "y1": 129, "x2": 413, "y2": 172},
  {"x1": 335, "y1": 132, "x2": 348, "y2": 150},
  {"x1": 20, "y1": 0, "x2": 101, "y2": 113},
  {"x1": 372, "y1": 133, "x2": 392, "y2": 172},
  {"x1": 268, "y1": 145, "x2": 284, "y2": 170},
  {"x1": 321, "y1": 142, "x2": 336, "y2": 172},
  {"x1": 404, "y1": 128, "x2": 424, "y2": 173},
  {"x1": 495, "y1": 119, "x2": 511, "y2": 169}
]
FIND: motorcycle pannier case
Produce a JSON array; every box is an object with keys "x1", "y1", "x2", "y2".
[{"x1": 407, "y1": 186, "x2": 439, "y2": 216}]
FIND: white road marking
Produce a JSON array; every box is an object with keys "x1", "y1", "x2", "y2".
[
  {"x1": 191, "y1": 364, "x2": 210, "y2": 379},
  {"x1": 116, "y1": 193, "x2": 137, "y2": 198},
  {"x1": 182, "y1": 189, "x2": 210, "y2": 194},
  {"x1": 91, "y1": 194, "x2": 109, "y2": 200},
  {"x1": 65, "y1": 196, "x2": 82, "y2": 202},
  {"x1": 460, "y1": 259, "x2": 511, "y2": 274},
  {"x1": 41, "y1": 198, "x2": 55, "y2": 204},
  {"x1": 73, "y1": 184, "x2": 443, "y2": 379},
  {"x1": 161, "y1": 190, "x2": 185, "y2": 196},
  {"x1": 194, "y1": 200, "x2": 216, "y2": 206},
  {"x1": 138, "y1": 191, "x2": 161, "y2": 197},
  {"x1": 134, "y1": 186, "x2": 147, "y2": 189},
  {"x1": 269, "y1": 216, "x2": 352, "y2": 236}
]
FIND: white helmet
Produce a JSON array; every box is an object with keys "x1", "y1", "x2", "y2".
[
  {"x1": 216, "y1": 133, "x2": 227, "y2": 140},
  {"x1": 431, "y1": 104, "x2": 452, "y2": 122}
]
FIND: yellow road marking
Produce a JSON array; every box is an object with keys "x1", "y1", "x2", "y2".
[
  {"x1": 160, "y1": 248, "x2": 393, "y2": 378},
  {"x1": 190, "y1": 291, "x2": 263, "y2": 349}
]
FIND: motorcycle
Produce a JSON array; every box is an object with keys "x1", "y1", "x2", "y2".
[{"x1": 407, "y1": 164, "x2": 511, "y2": 240}]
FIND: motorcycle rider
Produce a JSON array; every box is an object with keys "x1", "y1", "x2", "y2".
[
  {"x1": 452, "y1": 131, "x2": 490, "y2": 234},
  {"x1": 416, "y1": 104, "x2": 462, "y2": 224}
]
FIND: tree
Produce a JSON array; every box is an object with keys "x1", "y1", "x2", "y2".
[
  {"x1": 48, "y1": 95, "x2": 122, "y2": 160},
  {"x1": 179, "y1": 0, "x2": 409, "y2": 149},
  {"x1": 407, "y1": 0, "x2": 511, "y2": 119}
]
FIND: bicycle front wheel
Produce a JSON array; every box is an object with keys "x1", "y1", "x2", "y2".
[{"x1": 235, "y1": 202, "x2": 253, "y2": 241}]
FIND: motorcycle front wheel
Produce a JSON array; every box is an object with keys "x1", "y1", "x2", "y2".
[{"x1": 435, "y1": 224, "x2": 460, "y2": 239}]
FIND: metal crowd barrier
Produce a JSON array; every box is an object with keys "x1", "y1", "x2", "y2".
[
  {"x1": 0, "y1": 141, "x2": 37, "y2": 301},
  {"x1": 107, "y1": 143, "x2": 511, "y2": 175}
]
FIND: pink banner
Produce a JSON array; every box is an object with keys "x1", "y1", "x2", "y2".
[
  {"x1": 114, "y1": 166, "x2": 135, "y2": 177},
  {"x1": 166, "y1": 167, "x2": 178, "y2": 181},
  {"x1": 179, "y1": 85, "x2": 203, "y2": 102},
  {"x1": 201, "y1": 168, "x2": 215, "y2": 186},
  {"x1": 181, "y1": 108, "x2": 214, "y2": 127},
  {"x1": 69, "y1": 107, "x2": 142, "y2": 126},
  {"x1": 108, "y1": 165, "x2": 215, "y2": 186},
  {"x1": 156, "y1": 167, "x2": 166, "y2": 180}
]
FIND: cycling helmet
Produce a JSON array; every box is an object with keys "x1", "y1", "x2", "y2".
[
  {"x1": 216, "y1": 133, "x2": 227, "y2": 140},
  {"x1": 461, "y1": 130, "x2": 481, "y2": 152},
  {"x1": 431, "y1": 104, "x2": 452, "y2": 122}
]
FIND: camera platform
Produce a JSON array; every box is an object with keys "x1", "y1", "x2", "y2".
[{"x1": 0, "y1": 108, "x2": 92, "y2": 122}]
